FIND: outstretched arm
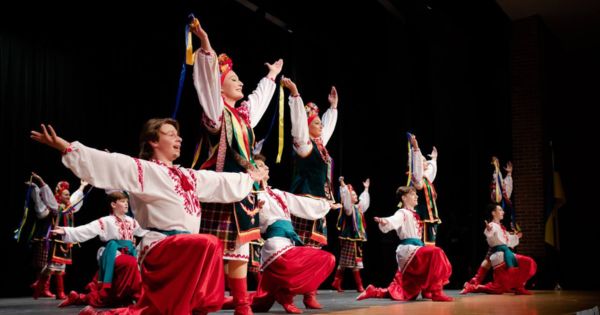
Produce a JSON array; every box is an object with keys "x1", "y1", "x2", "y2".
[
  {"x1": 191, "y1": 19, "x2": 224, "y2": 132},
  {"x1": 247, "y1": 59, "x2": 282, "y2": 127},
  {"x1": 283, "y1": 77, "x2": 313, "y2": 157},
  {"x1": 359, "y1": 178, "x2": 371, "y2": 213},
  {"x1": 410, "y1": 134, "x2": 424, "y2": 189},
  {"x1": 32, "y1": 124, "x2": 151, "y2": 194},
  {"x1": 321, "y1": 86, "x2": 338, "y2": 145},
  {"x1": 53, "y1": 219, "x2": 104, "y2": 244}
]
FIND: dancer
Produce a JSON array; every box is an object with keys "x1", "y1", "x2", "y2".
[
  {"x1": 408, "y1": 134, "x2": 440, "y2": 245},
  {"x1": 250, "y1": 154, "x2": 337, "y2": 314},
  {"x1": 31, "y1": 118, "x2": 265, "y2": 315},
  {"x1": 331, "y1": 176, "x2": 370, "y2": 293},
  {"x1": 357, "y1": 186, "x2": 453, "y2": 302},
  {"x1": 282, "y1": 77, "x2": 338, "y2": 309},
  {"x1": 30, "y1": 172, "x2": 88, "y2": 300},
  {"x1": 461, "y1": 204, "x2": 536, "y2": 295},
  {"x1": 462, "y1": 156, "x2": 514, "y2": 291},
  {"x1": 191, "y1": 18, "x2": 283, "y2": 315},
  {"x1": 56, "y1": 191, "x2": 147, "y2": 308}
]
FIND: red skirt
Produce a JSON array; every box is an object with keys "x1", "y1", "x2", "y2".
[
  {"x1": 103, "y1": 234, "x2": 224, "y2": 314},
  {"x1": 85, "y1": 254, "x2": 142, "y2": 307},
  {"x1": 389, "y1": 245, "x2": 452, "y2": 300},
  {"x1": 477, "y1": 254, "x2": 537, "y2": 293},
  {"x1": 252, "y1": 246, "x2": 335, "y2": 309}
]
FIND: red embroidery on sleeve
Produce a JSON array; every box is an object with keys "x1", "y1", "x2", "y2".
[{"x1": 134, "y1": 158, "x2": 144, "y2": 192}]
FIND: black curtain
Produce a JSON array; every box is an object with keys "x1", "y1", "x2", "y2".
[{"x1": 1, "y1": 0, "x2": 534, "y2": 297}]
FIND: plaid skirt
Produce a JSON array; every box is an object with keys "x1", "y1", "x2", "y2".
[
  {"x1": 291, "y1": 216, "x2": 327, "y2": 247},
  {"x1": 339, "y1": 239, "x2": 363, "y2": 269},
  {"x1": 200, "y1": 203, "x2": 239, "y2": 252},
  {"x1": 31, "y1": 239, "x2": 48, "y2": 270}
]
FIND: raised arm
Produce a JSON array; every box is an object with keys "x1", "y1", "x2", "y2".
[
  {"x1": 321, "y1": 86, "x2": 338, "y2": 145},
  {"x1": 491, "y1": 157, "x2": 503, "y2": 203},
  {"x1": 68, "y1": 180, "x2": 89, "y2": 214},
  {"x1": 247, "y1": 59, "x2": 282, "y2": 127},
  {"x1": 28, "y1": 172, "x2": 50, "y2": 218},
  {"x1": 359, "y1": 178, "x2": 371, "y2": 213},
  {"x1": 191, "y1": 19, "x2": 224, "y2": 132},
  {"x1": 424, "y1": 147, "x2": 438, "y2": 182},
  {"x1": 338, "y1": 176, "x2": 354, "y2": 216},
  {"x1": 503, "y1": 161, "x2": 513, "y2": 198},
  {"x1": 283, "y1": 77, "x2": 313, "y2": 157},
  {"x1": 410, "y1": 135, "x2": 424, "y2": 189}
]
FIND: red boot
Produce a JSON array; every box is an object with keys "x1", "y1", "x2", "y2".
[
  {"x1": 55, "y1": 273, "x2": 67, "y2": 300},
  {"x1": 32, "y1": 274, "x2": 56, "y2": 298},
  {"x1": 421, "y1": 289, "x2": 432, "y2": 299},
  {"x1": 431, "y1": 290, "x2": 454, "y2": 302},
  {"x1": 229, "y1": 277, "x2": 253, "y2": 315},
  {"x1": 352, "y1": 269, "x2": 364, "y2": 293},
  {"x1": 58, "y1": 291, "x2": 86, "y2": 307},
  {"x1": 460, "y1": 282, "x2": 477, "y2": 294},
  {"x1": 356, "y1": 285, "x2": 388, "y2": 301},
  {"x1": 33, "y1": 274, "x2": 51, "y2": 299},
  {"x1": 331, "y1": 268, "x2": 344, "y2": 292},
  {"x1": 467, "y1": 265, "x2": 490, "y2": 286},
  {"x1": 302, "y1": 291, "x2": 322, "y2": 309},
  {"x1": 41, "y1": 274, "x2": 56, "y2": 298},
  {"x1": 275, "y1": 291, "x2": 303, "y2": 314}
]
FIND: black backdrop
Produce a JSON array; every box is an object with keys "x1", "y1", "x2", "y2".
[{"x1": 1, "y1": 0, "x2": 596, "y2": 297}]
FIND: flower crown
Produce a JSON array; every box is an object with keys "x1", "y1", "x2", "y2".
[
  {"x1": 218, "y1": 53, "x2": 233, "y2": 84},
  {"x1": 305, "y1": 102, "x2": 319, "y2": 125}
]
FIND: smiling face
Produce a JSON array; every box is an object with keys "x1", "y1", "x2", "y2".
[
  {"x1": 150, "y1": 123, "x2": 182, "y2": 163},
  {"x1": 59, "y1": 189, "x2": 70, "y2": 204},
  {"x1": 221, "y1": 71, "x2": 244, "y2": 104},
  {"x1": 350, "y1": 190, "x2": 358, "y2": 204},
  {"x1": 402, "y1": 189, "x2": 419, "y2": 209},
  {"x1": 308, "y1": 116, "x2": 323, "y2": 138}
]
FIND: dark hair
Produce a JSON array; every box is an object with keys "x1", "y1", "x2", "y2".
[
  {"x1": 253, "y1": 154, "x2": 267, "y2": 163},
  {"x1": 485, "y1": 203, "x2": 501, "y2": 220},
  {"x1": 138, "y1": 118, "x2": 180, "y2": 160},
  {"x1": 107, "y1": 191, "x2": 128, "y2": 203},
  {"x1": 396, "y1": 186, "x2": 416, "y2": 199}
]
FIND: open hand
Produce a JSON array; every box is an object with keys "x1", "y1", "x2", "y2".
[{"x1": 31, "y1": 124, "x2": 70, "y2": 152}]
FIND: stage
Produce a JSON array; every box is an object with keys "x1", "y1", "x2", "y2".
[{"x1": 1, "y1": 290, "x2": 598, "y2": 315}]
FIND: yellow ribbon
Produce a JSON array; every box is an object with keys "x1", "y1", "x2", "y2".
[
  {"x1": 276, "y1": 81, "x2": 284, "y2": 163},
  {"x1": 190, "y1": 137, "x2": 204, "y2": 169},
  {"x1": 186, "y1": 19, "x2": 199, "y2": 65}
]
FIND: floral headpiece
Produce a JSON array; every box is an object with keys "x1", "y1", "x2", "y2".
[
  {"x1": 218, "y1": 53, "x2": 233, "y2": 84},
  {"x1": 305, "y1": 102, "x2": 320, "y2": 125}
]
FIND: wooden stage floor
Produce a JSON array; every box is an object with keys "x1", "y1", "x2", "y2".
[{"x1": 1, "y1": 290, "x2": 598, "y2": 315}]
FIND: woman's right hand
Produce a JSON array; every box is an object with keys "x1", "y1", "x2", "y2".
[
  {"x1": 281, "y1": 76, "x2": 299, "y2": 96},
  {"x1": 30, "y1": 124, "x2": 71, "y2": 152},
  {"x1": 189, "y1": 18, "x2": 208, "y2": 41}
]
